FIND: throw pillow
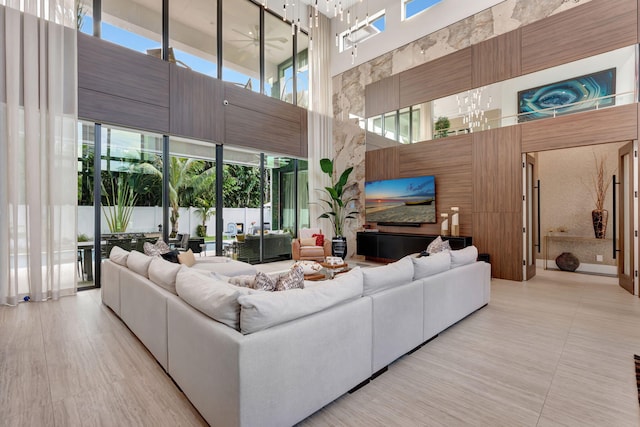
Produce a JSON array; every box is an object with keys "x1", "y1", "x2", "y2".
[
  {"x1": 177, "y1": 248, "x2": 196, "y2": 267},
  {"x1": 254, "y1": 271, "x2": 277, "y2": 291},
  {"x1": 143, "y1": 238, "x2": 172, "y2": 257},
  {"x1": 300, "y1": 237, "x2": 317, "y2": 247},
  {"x1": 312, "y1": 233, "x2": 325, "y2": 247},
  {"x1": 161, "y1": 249, "x2": 180, "y2": 263},
  {"x1": 426, "y1": 236, "x2": 451, "y2": 254},
  {"x1": 275, "y1": 265, "x2": 305, "y2": 291}
]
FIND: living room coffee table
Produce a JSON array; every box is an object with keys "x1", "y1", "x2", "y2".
[{"x1": 319, "y1": 262, "x2": 350, "y2": 279}]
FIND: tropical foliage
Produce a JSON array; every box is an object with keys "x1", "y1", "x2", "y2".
[
  {"x1": 102, "y1": 176, "x2": 137, "y2": 232},
  {"x1": 318, "y1": 158, "x2": 358, "y2": 237}
]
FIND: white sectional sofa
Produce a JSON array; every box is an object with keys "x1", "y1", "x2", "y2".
[{"x1": 101, "y1": 246, "x2": 490, "y2": 427}]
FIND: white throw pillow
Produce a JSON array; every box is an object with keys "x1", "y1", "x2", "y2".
[
  {"x1": 109, "y1": 245, "x2": 129, "y2": 266},
  {"x1": 126, "y1": 250, "x2": 153, "y2": 278},
  {"x1": 450, "y1": 245, "x2": 479, "y2": 269},
  {"x1": 238, "y1": 267, "x2": 364, "y2": 334},
  {"x1": 148, "y1": 257, "x2": 181, "y2": 295},
  {"x1": 362, "y1": 256, "x2": 414, "y2": 296},
  {"x1": 175, "y1": 267, "x2": 251, "y2": 330},
  {"x1": 412, "y1": 251, "x2": 451, "y2": 280}
]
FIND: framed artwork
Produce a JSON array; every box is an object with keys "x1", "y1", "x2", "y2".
[{"x1": 517, "y1": 68, "x2": 616, "y2": 122}]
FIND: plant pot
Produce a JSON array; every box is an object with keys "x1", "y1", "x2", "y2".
[
  {"x1": 332, "y1": 236, "x2": 347, "y2": 259},
  {"x1": 196, "y1": 225, "x2": 207, "y2": 238},
  {"x1": 592, "y1": 209, "x2": 608, "y2": 239}
]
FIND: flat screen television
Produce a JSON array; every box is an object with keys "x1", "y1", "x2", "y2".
[{"x1": 365, "y1": 175, "x2": 436, "y2": 225}]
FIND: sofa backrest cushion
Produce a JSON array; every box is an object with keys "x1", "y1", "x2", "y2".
[
  {"x1": 362, "y1": 256, "x2": 414, "y2": 296},
  {"x1": 300, "y1": 237, "x2": 318, "y2": 247},
  {"x1": 412, "y1": 251, "x2": 451, "y2": 280},
  {"x1": 175, "y1": 267, "x2": 251, "y2": 330},
  {"x1": 450, "y1": 245, "x2": 478, "y2": 269},
  {"x1": 127, "y1": 250, "x2": 153, "y2": 278},
  {"x1": 109, "y1": 245, "x2": 130, "y2": 266},
  {"x1": 237, "y1": 267, "x2": 364, "y2": 334},
  {"x1": 148, "y1": 257, "x2": 181, "y2": 294}
]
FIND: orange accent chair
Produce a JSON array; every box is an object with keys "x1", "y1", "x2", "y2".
[{"x1": 291, "y1": 228, "x2": 332, "y2": 262}]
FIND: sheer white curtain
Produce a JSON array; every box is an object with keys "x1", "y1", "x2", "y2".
[
  {"x1": 307, "y1": 8, "x2": 333, "y2": 235},
  {"x1": 0, "y1": 0, "x2": 78, "y2": 305}
]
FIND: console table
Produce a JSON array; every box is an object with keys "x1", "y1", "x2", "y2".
[{"x1": 357, "y1": 232, "x2": 472, "y2": 262}]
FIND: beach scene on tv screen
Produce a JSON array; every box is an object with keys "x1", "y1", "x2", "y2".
[{"x1": 365, "y1": 175, "x2": 436, "y2": 224}]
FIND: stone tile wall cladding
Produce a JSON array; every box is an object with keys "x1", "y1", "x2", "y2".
[{"x1": 332, "y1": 0, "x2": 593, "y2": 256}]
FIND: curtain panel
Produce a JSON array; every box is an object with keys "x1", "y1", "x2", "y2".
[
  {"x1": 307, "y1": 8, "x2": 333, "y2": 235},
  {"x1": 0, "y1": 1, "x2": 78, "y2": 305}
]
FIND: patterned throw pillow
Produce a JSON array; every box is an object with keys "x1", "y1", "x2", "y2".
[
  {"x1": 426, "y1": 236, "x2": 451, "y2": 255},
  {"x1": 254, "y1": 271, "x2": 277, "y2": 292},
  {"x1": 143, "y1": 238, "x2": 172, "y2": 257},
  {"x1": 275, "y1": 265, "x2": 305, "y2": 291},
  {"x1": 312, "y1": 233, "x2": 324, "y2": 247}
]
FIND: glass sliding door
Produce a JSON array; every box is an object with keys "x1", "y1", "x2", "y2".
[
  {"x1": 168, "y1": 137, "x2": 217, "y2": 254},
  {"x1": 77, "y1": 122, "x2": 96, "y2": 288},
  {"x1": 99, "y1": 126, "x2": 163, "y2": 263}
]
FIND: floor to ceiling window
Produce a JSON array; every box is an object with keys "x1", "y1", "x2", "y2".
[
  {"x1": 264, "y1": 10, "x2": 294, "y2": 101},
  {"x1": 296, "y1": 32, "x2": 310, "y2": 108},
  {"x1": 101, "y1": 0, "x2": 162, "y2": 54},
  {"x1": 169, "y1": 0, "x2": 217, "y2": 78},
  {"x1": 222, "y1": 0, "x2": 260, "y2": 91}
]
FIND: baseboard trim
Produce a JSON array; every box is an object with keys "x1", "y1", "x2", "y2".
[{"x1": 348, "y1": 378, "x2": 370, "y2": 394}]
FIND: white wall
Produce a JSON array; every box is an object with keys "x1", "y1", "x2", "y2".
[{"x1": 77, "y1": 206, "x2": 272, "y2": 238}]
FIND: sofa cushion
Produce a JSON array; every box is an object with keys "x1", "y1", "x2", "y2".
[
  {"x1": 175, "y1": 267, "x2": 251, "y2": 330},
  {"x1": 299, "y1": 227, "x2": 321, "y2": 239},
  {"x1": 238, "y1": 267, "x2": 364, "y2": 334},
  {"x1": 412, "y1": 250, "x2": 451, "y2": 280},
  {"x1": 299, "y1": 246, "x2": 325, "y2": 258},
  {"x1": 161, "y1": 249, "x2": 180, "y2": 263},
  {"x1": 362, "y1": 256, "x2": 414, "y2": 296},
  {"x1": 177, "y1": 249, "x2": 196, "y2": 267},
  {"x1": 450, "y1": 245, "x2": 479, "y2": 269},
  {"x1": 109, "y1": 245, "x2": 129, "y2": 266},
  {"x1": 191, "y1": 259, "x2": 257, "y2": 277},
  {"x1": 300, "y1": 237, "x2": 317, "y2": 247},
  {"x1": 126, "y1": 250, "x2": 153, "y2": 278},
  {"x1": 148, "y1": 257, "x2": 181, "y2": 294}
]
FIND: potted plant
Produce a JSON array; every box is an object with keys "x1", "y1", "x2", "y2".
[
  {"x1": 434, "y1": 116, "x2": 450, "y2": 139},
  {"x1": 591, "y1": 153, "x2": 611, "y2": 239},
  {"x1": 194, "y1": 197, "x2": 215, "y2": 238},
  {"x1": 318, "y1": 158, "x2": 359, "y2": 258}
]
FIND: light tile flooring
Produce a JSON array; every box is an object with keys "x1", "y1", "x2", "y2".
[{"x1": 1, "y1": 267, "x2": 639, "y2": 426}]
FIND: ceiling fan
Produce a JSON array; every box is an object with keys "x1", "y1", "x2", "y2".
[{"x1": 228, "y1": 25, "x2": 288, "y2": 50}]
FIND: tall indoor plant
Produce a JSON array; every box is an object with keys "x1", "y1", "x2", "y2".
[
  {"x1": 591, "y1": 153, "x2": 611, "y2": 239},
  {"x1": 318, "y1": 158, "x2": 358, "y2": 258}
]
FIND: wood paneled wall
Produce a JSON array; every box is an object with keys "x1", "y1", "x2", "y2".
[
  {"x1": 521, "y1": 104, "x2": 638, "y2": 152},
  {"x1": 170, "y1": 65, "x2": 224, "y2": 143},
  {"x1": 521, "y1": 0, "x2": 637, "y2": 75},
  {"x1": 365, "y1": 135, "x2": 473, "y2": 237},
  {"x1": 365, "y1": 75, "x2": 400, "y2": 118},
  {"x1": 472, "y1": 127, "x2": 523, "y2": 281},
  {"x1": 78, "y1": 33, "x2": 170, "y2": 133},
  {"x1": 472, "y1": 30, "x2": 522, "y2": 87},
  {"x1": 398, "y1": 48, "x2": 472, "y2": 109},
  {"x1": 78, "y1": 34, "x2": 308, "y2": 157}
]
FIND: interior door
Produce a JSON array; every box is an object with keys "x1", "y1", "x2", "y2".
[
  {"x1": 524, "y1": 154, "x2": 538, "y2": 280},
  {"x1": 617, "y1": 142, "x2": 634, "y2": 294}
]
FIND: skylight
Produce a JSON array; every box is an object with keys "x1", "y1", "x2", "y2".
[
  {"x1": 403, "y1": 0, "x2": 442, "y2": 21},
  {"x1": 339, "y1": 10, "x2": 386, "y2": 52}
]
